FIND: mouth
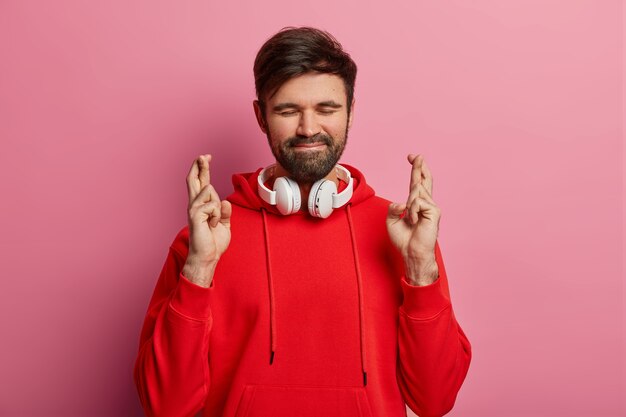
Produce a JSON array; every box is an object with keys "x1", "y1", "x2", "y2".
[{"x1": 292, "y1": 142, "x2": 327, "y2": 151}]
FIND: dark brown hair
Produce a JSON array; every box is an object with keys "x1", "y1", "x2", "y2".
[{"x1": 253, "y1": 26, "x2": 357, "y2": 119}]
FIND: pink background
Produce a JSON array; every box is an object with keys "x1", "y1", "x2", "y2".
[{"x1": 0, "y1": 1, "x2": 623, "y2": 416}]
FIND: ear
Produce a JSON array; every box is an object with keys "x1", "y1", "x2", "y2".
[
  {"x1": 348, "y1": 97, "x2": 355, "y2": 129},
  {"x1": 253, "y1": 100, "x2": 268, "y2": 134}
]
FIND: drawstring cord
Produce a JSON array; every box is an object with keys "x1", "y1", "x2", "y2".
[
  {"x1": 261, "y1": 208, "x2": 277, "y2": 365},
  {"x1": 346, "y1": 204, "x2": 368, "y2": 386}
]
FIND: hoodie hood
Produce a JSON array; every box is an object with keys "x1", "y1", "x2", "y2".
[{"x1": 225, "y1": 163, "x2": 375, "y2": 214}]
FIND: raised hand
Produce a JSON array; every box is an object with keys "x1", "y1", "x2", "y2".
[
  {"x1": 182, "y1": 154, "x2": 232, "y2": 287},
  {"x1": 386, "y1": 154, "x2": 441, "y2": 286}
]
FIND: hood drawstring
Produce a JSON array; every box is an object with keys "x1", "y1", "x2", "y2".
[
  {"x1": 346, "y1": 203, "x2": 368, "y2": 386},
  {"x1": 259, "y1": 205, "x2": 368, "y2": 387},
  {"x1": 261, "y1": 208, "x2": 277, "y2": 365}
]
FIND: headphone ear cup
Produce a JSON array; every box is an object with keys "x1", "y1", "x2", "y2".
[
  {"x1": 308, "y1": 179, "x2": 338, "y2": 218},
  {"x1": 274, "y1": 176, "x2": 301, "y2": 215}
]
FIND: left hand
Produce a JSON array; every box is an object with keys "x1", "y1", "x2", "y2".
[{"x1": 386, "y1": 154, "x2": 441, "y2": 282}]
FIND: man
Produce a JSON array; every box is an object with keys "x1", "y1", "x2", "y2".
[{"x1": 134, "y1": 26, "x2": 471, "y2": 417}]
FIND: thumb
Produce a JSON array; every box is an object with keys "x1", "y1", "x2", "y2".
[
  {"x1": 386, "y1": 202, "x2": 406, "y2": 222},
  {"x1": 220, "y1": 200, "x2": 232, "y2": 227}
]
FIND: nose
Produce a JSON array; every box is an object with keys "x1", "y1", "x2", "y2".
[{"x1": 296, "y1": 110, "x2": 321, "y2": 138}]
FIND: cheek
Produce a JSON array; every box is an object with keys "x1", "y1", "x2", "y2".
[
  {"x1": 268, "y1": 130, "x2": 286, "y2": 149},
  {"x1": 267, "y1": 119, "x2": 295, "y2": 139},
  {"x1": 325, "y1": 120, "x2": 348, "y2": 137},
  {"x1": 267, "y1": 128, "x2": 290, "y2": 149}
]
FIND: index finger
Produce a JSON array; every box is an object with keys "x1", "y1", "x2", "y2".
[
  {"x1": 408, "y1": 153, "x2": 423, "y2": 192},
  {"x1": 199, "y1": 154, "x2": 212, "y2": 188},
  {"x1": 186, "y1": 157, "x2": 200, "y2": 201}
]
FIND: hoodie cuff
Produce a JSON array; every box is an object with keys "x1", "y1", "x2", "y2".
[
  {"x1": 400, "y1": 275, "x2": 451, "y2": 320},
  {"x1": 169, "y1": 272, "x2": 214, "y2": 320}
]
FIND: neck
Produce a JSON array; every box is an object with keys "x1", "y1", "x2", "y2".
[{"x1": 271, "y1": 163, "x2": 340, "y2": 211}]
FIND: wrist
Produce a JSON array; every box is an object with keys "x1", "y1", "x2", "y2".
[
  {"x1": 404, "y1": 255, "x2": 439, "y2": 286},
  {"x1": 182, "y1": 256, "x2": 218, "y2": 288}
]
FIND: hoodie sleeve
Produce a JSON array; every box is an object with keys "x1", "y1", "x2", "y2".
[
  {"x1": 396, "y1": 240, "x2": 472, "y2": 417},
  {"x1": 133, "y1": 233, "x2": 214, "y2": 417}
]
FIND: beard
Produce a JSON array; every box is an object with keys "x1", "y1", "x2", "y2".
[{"x1": 267, "y1": 127, "x2": 348, "y2": 184}]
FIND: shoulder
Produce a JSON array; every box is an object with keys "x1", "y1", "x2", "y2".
[
  {"x1": 169, "y1": 225, "x2": 190, "y2": 259},
  {"x1": 345, "y1": 195, "x2": 392, "y2": 238},
  {"x1": 369, "y1": 194, "x2": 393, "y2": 207},
  {"x1": 351, "y1": 194, "x2": 393, "y2": 216}
]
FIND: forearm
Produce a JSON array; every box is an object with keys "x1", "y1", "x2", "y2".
[
  {"x1": 397, "y1": 241, "x2": 471, "y2": 416},
  {"x1": 134, "y1": 247, "x2": 214, "y2": 417},
  {"x1": 134, "y1": 294, "x2": 212, "y2": 417},
  {"x1": 397, "y1": 298, "x2": 471, "y2": 417}
]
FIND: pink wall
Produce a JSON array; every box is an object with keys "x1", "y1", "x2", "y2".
[{"x1": 0, "y1": 1, "x2": 623, "y2": 416}]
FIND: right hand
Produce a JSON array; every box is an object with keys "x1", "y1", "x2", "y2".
[{"x1": 183, "y1": 154, "x2": 232, "y2": 286}]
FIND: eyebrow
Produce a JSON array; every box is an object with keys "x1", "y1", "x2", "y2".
[
  {"x1": 272, "y1": 101, "x2": 343, "y2": 112},
  {"x1": 318, "y1": 101, "x2": 343, "y2": 108}
]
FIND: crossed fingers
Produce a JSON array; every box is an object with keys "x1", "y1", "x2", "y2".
[
  {"x1": 406, "y1": 154, "x2": 436, "y2": 224},
  {"x1": 186, "y1": 154, "x2": 223, "y2": 227},
  {"x1": 187, "y1": 154, "x2": 212, "y2": 201}
]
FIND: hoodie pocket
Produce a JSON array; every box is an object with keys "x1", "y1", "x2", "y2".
[{"x1": 234, "y1": 384, "x2": 373, "y2": 417}]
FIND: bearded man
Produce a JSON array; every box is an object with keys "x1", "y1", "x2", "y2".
[{"x1": 134, "y1": 26, "x2": 471, "y2": 417}]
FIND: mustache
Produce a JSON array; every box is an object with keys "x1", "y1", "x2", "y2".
[{"x1": 286, "y1": 134, "x2": 332, "y2": 147}]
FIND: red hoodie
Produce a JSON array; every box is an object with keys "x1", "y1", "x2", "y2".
[{"x1": 134, "y1": 163, "x2": 471, "y2": 417}]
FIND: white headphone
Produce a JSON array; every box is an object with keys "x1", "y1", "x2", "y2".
[{"x1": 257, "y1": 164, "x2": 354, "y2": 218}]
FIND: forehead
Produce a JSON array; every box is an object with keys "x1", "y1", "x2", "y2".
[{"x1": 269, "y1": 72, "x2": 347, "y2": 106}]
